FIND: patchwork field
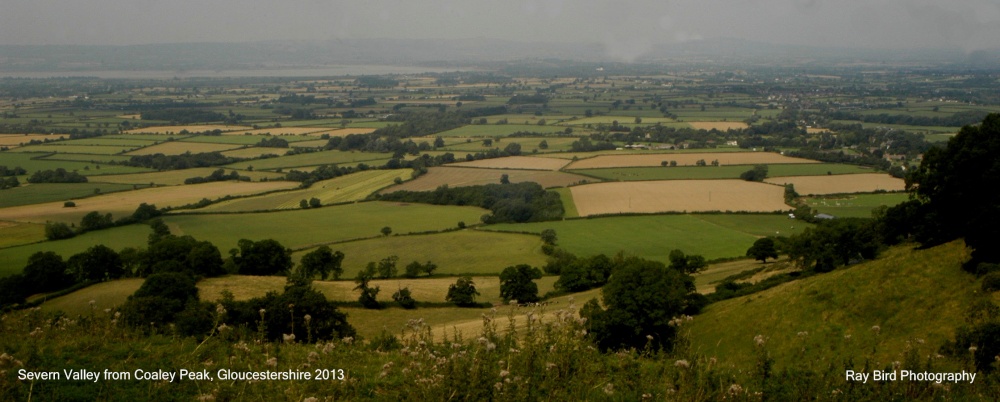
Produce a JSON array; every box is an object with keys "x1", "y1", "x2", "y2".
[
  {"x1": 484, "y1": 214, "x2": 810, "y2": 263},
  {"x1": 124, "y1": 141, "x2": 242, "y2": 156},
  {"x1": 199, "y1": 170, "x2": 408, "y2": 212},
  {"x1": 382, "y1": 166, "x2": 588, "y2": 193},
  {"x1": 0, "y1": 180, "x2": 299, "y2": 224},
  {"x1": 447, "y1": 156, "x2": 571, "y2": 171},
  {"x1": 764, "y1": 173, "x2": 905, "y2": 195},
  {"x1": 570, "y1": 163, "x2": 874, "y2": 181},
  {"x1": 294, "y1": 230, "x2": 548, "y2": 276},
  {"x1": 0, "y1": 183, "x2": 141, "y2": 208},
  {"x1": 688, "y1": 121, "x2": 749, "y2": 130},
  {"x1": 124, "y1": 125, "x2": 253, "y2": 134},
  {"x1": 569, "y1": 180, "x2": 789, "y2": 216},
  {"x1": 163, "y1": 201, "x2": 488, "y2": 250},
  {"x1": 0, "y1": 134, "x2": 68, "y2": 148},
  {"x1": 564, "y1": 152, "x2": 818, "y2": 169},
  {"x1": 805, "y1": 192, "x2": 911, "y2": 218},
  {"x1": 90, "y1": 168, "x2": 285, "y2": 186}
]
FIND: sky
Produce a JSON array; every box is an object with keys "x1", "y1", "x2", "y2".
[{"x1": 3, "y1": 0, "x2": 999, "y2": 55}]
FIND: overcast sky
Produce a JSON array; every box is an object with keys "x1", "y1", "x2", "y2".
[{"x1": 3, "y1": 0, "x2": 999, "y2": 54}]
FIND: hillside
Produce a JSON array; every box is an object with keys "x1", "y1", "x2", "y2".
[{"x1": 687, "y1": 240, "x2": 981, "y2": 371}]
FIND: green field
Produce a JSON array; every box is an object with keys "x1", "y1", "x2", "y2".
[
  {"x1": 687, "y1": 241, "x2": 976, "y2": 371},
  {"x1": 224, "y1": 150, "x2": 392, "y2": 170},
  {"x1": 11, "y1": 144, "x2": 141, "y2": 155},
  {"x1": 58, "y1": 138, "x2": 158, "y2": 147},
  {"x1": 39, "y1": 153, "x2": 134, "y2": 163},
  {"x1": 570, "y1": 163, "x2": 873, "y2": 181},
  {"x1": 0, "y1": 224, "x2": 152, "y2": 277},
  {"x1": 198, "y1": 169, "x2": 409, "y2": 212},
  {"x1": 433, "y1": 124, "x2": 568, "y2": 137},
  {"x1": 0, "y1": 182, "x2": 142, "y2": 208},
  {"x1": 805, "y1": 192, "x2": 911, "y2": 218},
  {"x1": 0, "y1": 222, "x2": 46, "y2": 249},
  {"x1": 163, "y1": 201, "x2": 488, "y2": 251},
  {"x1": 0, "y1": 152, "x2": 152, "y2": 175},
  {"x1": 551, "y1": 187, "x2": 579, "y2": 218},
  {"x1": 89, "y1": 168, "x2": 284, "y2": 186},
  {"x1": 294, "y1": 230, "x2": 548, "y2": 276},
  {"x1": 483, "y1": 214, "x2": 810, "y2": 263}
]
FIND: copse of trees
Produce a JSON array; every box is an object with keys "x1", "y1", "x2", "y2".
[
  {"x1": 232, "y1": 239, "x2": 293, "y2": 276},
  {"x1": 739, "y1": 164, "x2": 769, "y2": 182},
  {"x1": 124, "y1": 152, "x2": 235, "y2": 171},
  {"x1": 256, "y1": 137, "x2": 289, "y2": 148},
  {"x1": 378, "y1": 182, "x2": 563, "y2": 223},
  {"x1": 27, "y1": 168, "x2": 87, "y2": 183}
]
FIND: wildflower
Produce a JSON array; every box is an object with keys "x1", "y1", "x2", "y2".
[
  {"x1": 603, "y1": 383, "x2": 614, "y2": 396},
  {"x1": 494, "y1": 382, "x2": 503, "y2": 391},
  {"x1": 89, "y1": 300, "x2": 96, "y2": 307},
  {"x1": 104, "y1": 308, "x2": 111, "y2": 314},
  {"x1": 844, "y1": 334, "x2": 852, "y2": 340},
  {"x1": 892, "y1": 361, "x2": 901, "y2": 370},
  {"x1": 308, "y1": 351, "x2": 319, "y2": 363},
  {"x1": 486, "y1": 342, "x2": 496, "y2": 351},
  {"x1": 797, "y1": 331, "x2": 808, "y2": 337},
  {"x1": 499, "y1": 369, "x2": 509, "y2": 378},
  {"x1": 218, "y1": 323, "x2": 230, "y2": 332},
  {"x1": 969, "y1": 345, "x2": 978, "y2": 354},
  {"x1": 646, "y1": 335, "x2": 654, "y2": 341},
  {"x1": 196, "y1": 393, "x2": 216, "y2": 401},
  {"x1": 304, "y1": 398, "x2": 318, "y2": 402},
  {"x1": 216, "y1": 304, "x2": 226, "y2": 315},
  {"x1": 754, "y1": 334, "x2": 766, "y2": 347},
  {"x1": 266, "y1": 357, "x2": 277, "y2": 367},
  {"x1": 871, "y1": 325, "x2": 880, "y2": 334},
  {"x1": 674, "y1": 359, "x2": 690, "y2": 369},
  {"x1": 29, "y1": 327, "x2": 43, "y2": 337},
  {"x1": 546, "y1": 362, "x2": 557, "y2": 371},
  {"x1": 729, "y1": 384, "x2": 744, "y2": 395},
  {"x1": 832, "y1": 389, "x2": 842, "y2": 395},
  {"x1": 304, "y1": 314, "x2": 311, "y2": 323},
  {"x1": 342, "y1": 336, "x2": 354, "y2": 345},
  {"x1": 709, "y1": 357, "x2": 717, "y2": 365},
  {"x1": 283, "y1": 333, "x2": 296, "y2": 343}
]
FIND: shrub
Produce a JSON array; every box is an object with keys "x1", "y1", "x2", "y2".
[
  {"x1": 392, "y1": 287, "x2": 417, "y2": 309},
  {"x1": 446, "y1": 276, "x2": 480, "y2": 307},
  {"x1": 983, "y1": 272, "x2": 1000, "y2": 293}
]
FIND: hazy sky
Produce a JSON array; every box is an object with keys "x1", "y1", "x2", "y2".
[{"x1": 3, "y1": 0, "x2": 999, "y2": 54}]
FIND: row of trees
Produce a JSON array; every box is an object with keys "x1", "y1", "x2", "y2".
[
  {"x1": 378, "y1": 182, "x2": 564, "y2": 224},
  {"x1": 28, "y1": 168, "x2": 87, "y2": 183}
]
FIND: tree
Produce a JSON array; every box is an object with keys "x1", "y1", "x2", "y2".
[
  {"x1": 906, "y1": 113, "x2": 1000, "y2": 269},
  {"x1": 309, "y1": 197, "x2": 322, "y2": 208},
  {"x1": 68, "y1": 245, "x2": 124, "y2": 282},
  {"x1": 580, "y1": 257, "x2": 694, "y2": 351},
  {"x1": 538, "y1": 140, "x2": 549, "y2": 149},
  {"x1": 376, "y1": 255, "x2": 399, "y2": 279},
  {"x1": 392, "y1": 287, "x2": 417, "y2": 309},
  {"x1": 446, "y1": 276, "x2": 480, "y2": 307},
  {"x1": 433, "y1": 136, "x2": 445, "y2": 148},
  {"x1": 234, "y1": 239, "x2": 293, "y2": 276},
  {"x1": 668, "y1": 250, "x2": 708, "y2": 274},
  {"x1": 44, "y1": 221, "x2": 75, "y2": 240},
  {"x1": 746, "y1": 237, "x2": 779, "y2": 263},
  {"x1": 500, "y1": 174, "x2": 510, "y2": 184},
  {"x1": 299, "y1": 199, "x2": 309, "y2": 209},
  {"x1": 540, "y1": 229, "x2": 558, "y2": 245},
  {"x1": 404, "y1": 261, "x2": 423, "y2": 278},
  {"x1": 22, "y1": 251, "x2": 72, "y2": 294},
  {"x1": 499, "y1": 264, "x2": 543, "y2": 303},
  {"x1": 131, "y1": 203, "x2": 161, "y2": 221},
  {"x1": 121, "y1": 272, "x2": 199, "y2": 329},
  {"x1": 79, "y1": 211, "x2": 113, "y2": 232},
  {"x1": 503, "y1": 142, "x2": 522, "y2": 156},
  {"x1": 380, "y1": 226, "x2": 393, "y2": 237},
  {"x1": 739, "y1": 164, "x2": 769, "y2": 182},
  {"x1": 554, "y1": 254, "x2": 614, "y2": 292},
  {"x1": 354, "y1": 264, "x2": 381, "y2": 309},
  {"x1": 299, "y1": 246, "x2": 345, "y2": 280}
]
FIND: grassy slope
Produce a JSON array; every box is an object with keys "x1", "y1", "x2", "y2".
[
  {"x1": 0, "y1": 224, "x2": 152, "y2": 277},
  {"x1": 805, "y1": 192, "x2": 911, "y2": 218},
  {"x1": 686, "y1": 241, "x2": 978, "y2": 371}
]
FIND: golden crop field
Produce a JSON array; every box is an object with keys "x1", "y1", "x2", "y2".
[
  {"x1": 198, "y1": 170, "x2": 407, "y2": 212},
  {"x1": 383, "y1": 166, "x2": 589, "y2": 192},
  {"x1": 565, "y1": 152, "x2": 818, "y2": 169},
  {"x1": 569, "y1": 180, "x2": 790, "y2": 216},
  {"x1": 0, "y1": 180, "x2": 299, "y2": 223},
  {"x1": 321, "y1": 128, "x2": 378, "y2": 136},
  {"x1": 764, "y1": 173, "x2": 905, "y2": 195},
  {"x1": 124, "y1": 125, "x2": 252, "y2": 134},
  {"x1": 448, "y1": 156, "x2": 572, "y2": 171},
  {"x1": 688, "y1": 121, "x2": 749, "y2": 130},
  {"x1": 124, "y1": 141, "x2": 242, "y2": 156}
]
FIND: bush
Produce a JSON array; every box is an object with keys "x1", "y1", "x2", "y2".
[
  {"x1": 392, "y1": 287, "x2": 417, "y2": 309},
  {"x1": 983, "y1": 272, "x2": 1000, "y2": 293},
  {"x1": 446, "y1": 276, "x2": 480, "y2": 307},
  {"x1": 63, "y1": 201, "x2": 76, "y2": 208},
  {"x1": 44, "y1": 221, "x2": 75, "y2": 240}
]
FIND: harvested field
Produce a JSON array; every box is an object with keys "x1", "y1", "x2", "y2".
[
  {"x1": 688, "y1": 121, "x2": 749, "y2": 130},
  {"x1": 90, "y1": 168, "x2": 284, "y2": 186},
  {"x1": 0, "y1": 181, "x2": 298, "y2": 224},
  {"x1": 322, "y1": 128, "x2": 378, "y2": 136},
  {"x1": 764, "y1": 173, "x2": 905, "y2": 195},
  {"x1": 224, "y1": 150, "x2": 390, "y2": 170},
  {"x1": 383, "y1": 166, "x2": 589, "y2": 192},
  {"x1": 0, "y1": 221, "x2": 45, "y2": 249},
  {"x1": 565, "y1": 152, "x2": 817, "y2": 169},
  {"x1": 124, "y1": 125, "x2": 252, "y2": 134},
  {"x1": 125, "y1": 141, "x2": 242, "y2": 156},
  {"x1": 0, "y1": 134, "x2": 68, "y2": 147},
  {"x1": 570, "y1": 180, "x2": 789, "y2": 216},
  {"x1": 448, "y1": 156, "x2": 571, "y2": 171},
  {"x1": 289, "y1": 139, "x2": 330, "y2": 148}
]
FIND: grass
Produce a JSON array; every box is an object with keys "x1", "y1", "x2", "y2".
[
  {"x1": 686, "y1": 241, "x2": 978, "y2": 371},
  {"x1": 293, "y1": 230, "x2": 548, "y2": 276},
  {"x1": 0, "y1": 224, "x2": 151, "y2": 277},
  {"x1": 0, "y1": 182, "x2": 141, "y2": 208},
  {"x1": 0, "y1": 152, "x2": 153, "y2": 175},
  {"x1": 199, "y1": 170, "x2": 410, "y2": 212},
  {"x1": 551, "y1": 187, "x2": 579, "y2": 218},
  {"x1": 39, "y1": 278, "x2": 145, "y2": 315},
  {"x1": 570, "y1": 163, "x2": 874, "y2": 181},
  {"x1": 10, "y1": 144, "x2": 141, "y2": 155},
  {"x1": 0, "y1": 221, "x2": 46, "y2": 249},
  {"x1": 805, "y1": 192, "x2": 911, "y2": 218},
  {"x1": 483, "y1": 214, "x2": 811, "y2": 263},
  {"x1": 163, "y1": 201, "x2": 489, "y2": 251}
]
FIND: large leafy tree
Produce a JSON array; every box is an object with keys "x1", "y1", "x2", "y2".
[
  {"x1": 299, "y1": 246, "x2": 345, "y2": 280},
  {"x1": 499, "y1": 264, "x2": 543, "y2": 303},
  {"x1": 581, "y1": 257, "x2": 694, "y2": 351},
  {"x1": 907, "y1": 113, "x2": 1000, "y2": 268},
  {"x1": 233, "y1": 239, "x2": 293, "y2": 276},
  {"x1": 746, "y1": 238, "x2": 779, "y2": 263}
]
